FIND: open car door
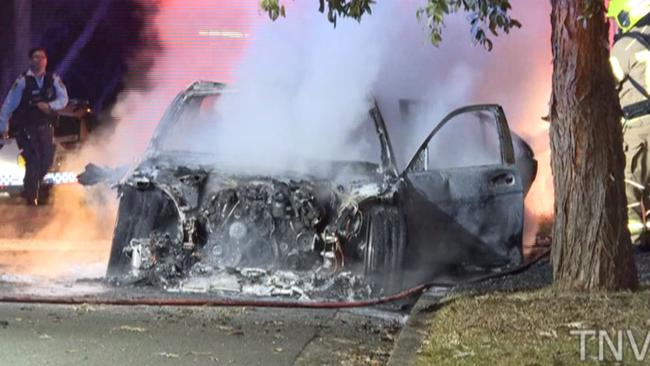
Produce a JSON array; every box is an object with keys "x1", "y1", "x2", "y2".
[{"x1": 399, "y1": 104, "x2": 524, "y2": 282}]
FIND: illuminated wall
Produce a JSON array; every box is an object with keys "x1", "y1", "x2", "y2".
[{"x1": 115, "y1": 0, "x2": 264, "y2": 155}]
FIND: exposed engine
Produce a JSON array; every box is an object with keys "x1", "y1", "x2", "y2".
[
  {"x1": 116, "y1": 166, "x2": 370, "y2": 293},
  {"x1": 200, "y1": 179, "x2": 333, "y2": 270}
]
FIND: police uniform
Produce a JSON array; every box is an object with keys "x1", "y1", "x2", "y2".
[
  {"x1": 0, "y1": 70, "x2": 68, "y2": 204},
  {"x1": 611, "y1": 23, "x2": 650, "y2": 244}
]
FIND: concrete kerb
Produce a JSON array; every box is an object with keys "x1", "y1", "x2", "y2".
[{"x1": 386, "y1": 287, "x2": 449, "y2": 366}]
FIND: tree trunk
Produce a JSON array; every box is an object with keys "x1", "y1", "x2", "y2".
[
  {"x1": 549, "y1": 0, "x2": 638, "y2": 290},
  {"x1": 13, "y1": 0, "x2": 31, "y2": 78},
  {"x1": 56, "y1": 0, "x2": 113, "y2": 77},
  {"x1": 0, "y1": 1, "x2": 14, "y2": 94}
]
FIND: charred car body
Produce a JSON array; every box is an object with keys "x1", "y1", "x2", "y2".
[{"x1": 103, "y1": 81, "x2": 537, "y2": 296}]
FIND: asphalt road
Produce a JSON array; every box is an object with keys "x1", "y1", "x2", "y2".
[
  {"x1": 0, "y1": 201, "x2": 405, "y2": 366},
  {"x1": 0, "y1": 302, "x2": 401, "y2": 366}
]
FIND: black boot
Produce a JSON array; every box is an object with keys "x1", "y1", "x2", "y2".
[
  {"x1": 19, "y1": 190, "x2": 38, "y2": 207},
  {"x1": 635, "y1": 232, "x2": 650, "y2": 253}
]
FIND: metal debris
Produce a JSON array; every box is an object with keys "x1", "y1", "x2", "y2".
[{"x1": 169, "y1": 265, "x2": 376, "y2": 301}]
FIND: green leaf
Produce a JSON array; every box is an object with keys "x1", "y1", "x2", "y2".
[{"x1": 259, "y1": 0, "x2": 519, "y2": 50}]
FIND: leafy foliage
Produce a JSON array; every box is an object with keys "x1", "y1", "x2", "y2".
[
  {"x1": 259, "y1": 0, "x2": 520, "y2": 50},
  {"x1": 260, "y1": 0, "x2": 286, "y2": 21},
  {"x1": 261, "y1": 0, "x2": 373, "y2": 25},
  {"x1": 417, "y1": 0, "x2": 520, "y2": 50}
]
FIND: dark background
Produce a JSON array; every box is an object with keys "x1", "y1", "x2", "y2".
[{"x1": 0, "y1": 0, "x2": 160, "y2": 116}]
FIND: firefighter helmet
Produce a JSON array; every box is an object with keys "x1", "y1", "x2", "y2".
[{"x1": 608, "y1": 0, "x2": 650, "y2": 32}]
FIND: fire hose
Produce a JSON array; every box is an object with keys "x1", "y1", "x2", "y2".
[{"x1": 0, "y1": 248, "x2": 550, "y2": 309}]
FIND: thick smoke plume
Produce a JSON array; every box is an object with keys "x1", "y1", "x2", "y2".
[
  {"x1": 165, "y1": 0, "x2": 554, "y2": 243},
  {"x1": 0, "y1": 186, "x2": 112, "y2": 279},
  {"x1": 0, "y1": 0, "x2": 261, "y2": 282},
  {"x1": 157, "y1": 0, "x2": 553, "y2": 196},
  {"x1": 101, "y1": 0, "x2": 553, "y2": 211},
  {"x1": 0, "y1": 0, "x2": 554, "y2": 284}
]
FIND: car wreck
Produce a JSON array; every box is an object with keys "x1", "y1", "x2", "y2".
[{"x1": 87, "y1": 81, "x2": 537, "y2": 299}]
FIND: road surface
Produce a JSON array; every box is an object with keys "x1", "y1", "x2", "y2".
[
  {"x1": 0, "y1": 302, "x2": 402, "y2": 366},
  {"x1": 0, "y1": 199, "x2": 406, "y2": 366}
]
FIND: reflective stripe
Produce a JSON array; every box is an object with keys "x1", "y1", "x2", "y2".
[
  {"x1": 628, "y1": 221, "x2": 650, "y2": 233},
  {"x1": 611, "y1": 56, "x2": 626, "y2": 81},
  {"x1": 0, "y1": 175, "x2": 25, "y2": 187},
  {"x1": 625, "y1": 179, "x2": 646, "y2": 190},
  {"x1": 43, "y1": 172, "x2": 77, "y2": 184},
  {"x1": 0, "y1": 171, "x2": 77, "y2": 187}
]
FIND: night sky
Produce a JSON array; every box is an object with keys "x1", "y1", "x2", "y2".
[{"x1": 1, "y1": 0, "x2": 159, "y2": 114}]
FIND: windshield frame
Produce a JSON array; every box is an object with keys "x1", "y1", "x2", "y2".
[
  {"x1": 145, "y1": 81, "x2": 227, "y2": 158},
  {"x1": 143, "y1": 82, "x2": 396, "y2": 178}
]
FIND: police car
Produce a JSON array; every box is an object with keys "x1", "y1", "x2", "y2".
[{"x1": 0, "y1": 99, "x2": 95, "y2": 199}]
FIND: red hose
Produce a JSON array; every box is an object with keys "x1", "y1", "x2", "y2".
[
  {"x1": 0, "y1": 249, "x2": 550, "y2": 309},
  {"x1": 0, "y1": 284, "x2": 430, "y2": 309}
]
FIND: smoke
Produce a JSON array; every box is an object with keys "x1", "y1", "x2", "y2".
[
  {"x1": 160, "y1": 2, "x2": 516, "y2": 172},
  {"x1": 0, "y1": 186, "x2": 113, "y2": 279},
  {"x1": 98, "y1": 0, "x2": 554, "y2": 248},
  {"x1": 0, "y1": 0, "x2": 555, "y2": 285},
  {"x1": 165, "y1": 0, "x2": 554, "y2": 246},
  {"x1": 98, "y1": 0, "x2": 553, "y2": 195},
  {"x1": 0, "y1": 0, "x2": 260, "y2": 282},
  {"x1": 97, "y1": 0, "x2": 259, "y2": 166},
  {"x1": 166, "y1": 3, "x2": 388, "y2": 173},
  {"x1": 373, "y1": 1, "x2": 553, "y2": 247}
]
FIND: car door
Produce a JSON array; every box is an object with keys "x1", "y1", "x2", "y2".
[{"x1": 398, "y1": 104, "x2": 524, "y2": 281}]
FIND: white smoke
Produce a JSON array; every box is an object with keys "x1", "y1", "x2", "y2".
[
  {"x1": 158, "y1": 2, "x2": 503, "y2": 175},
  {"x1": 162, "y1": 2, "x2": 390, "y2": 174},
  {"x1": 95, "y1": 1, "x2": 551, "y2": 182},
  {"x1": 160, "y1": 0, "x2": 552, "y2": 249},
  {"x1": 91, "y1": 0, "x2": 552, "y2": 244}
]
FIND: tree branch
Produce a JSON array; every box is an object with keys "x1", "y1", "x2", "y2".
[{"x1": 56, "y1": 0, "x2": 113, "y2": 77}]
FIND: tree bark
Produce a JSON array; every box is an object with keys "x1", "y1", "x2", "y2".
[
  {"x1": 549, "y1": 0, "x2": 638, "y2": 290},
  {"x1": 0, "y1": 3, "x2": 10, "y2": 94},
  {"x1": 13, "y1": 0, "x2": 31, "y2": 77},
  {"x1": 56, "y1": 0, "x2": 113, "y2": 78}
]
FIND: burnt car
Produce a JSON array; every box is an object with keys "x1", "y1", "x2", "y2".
[{"x1": 102, "y1": 81, "x2": 537, "y2": 294}]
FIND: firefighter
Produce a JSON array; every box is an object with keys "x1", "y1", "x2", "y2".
[
  {"x1": 608, "y1": 0, "x2": 650, "y2": 248},
  {"x1": 0, "y1": 47, "x2": 68, "y2": 206}
]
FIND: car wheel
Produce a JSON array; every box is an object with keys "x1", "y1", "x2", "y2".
[
  {"x1": 363, "y1": 205, "x2": 406, "y2": 293},
  {"x1": 107, "y1": 186, "x2": 180, "y2": 278}
]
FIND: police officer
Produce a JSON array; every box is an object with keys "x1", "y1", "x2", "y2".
[{"x1": 0, "y1": 47, "x2": 68, "y2": 206}]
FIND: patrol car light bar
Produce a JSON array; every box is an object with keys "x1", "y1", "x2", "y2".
[{"x1": 0, "y1": 171, "x2": 78, "y2": 187}]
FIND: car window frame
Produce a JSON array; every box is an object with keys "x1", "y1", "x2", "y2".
[{"x1": 401, "y1": 104, "x2": 516, "y2": 176}]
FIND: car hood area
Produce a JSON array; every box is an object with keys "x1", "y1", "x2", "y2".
[{"x1": 102, "y1": 153, "x2": 397, "y2": 300}]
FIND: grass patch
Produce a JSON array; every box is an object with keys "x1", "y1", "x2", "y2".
[{"x1": 416, "y1": 288, "x2": 650, "y2": 365}]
